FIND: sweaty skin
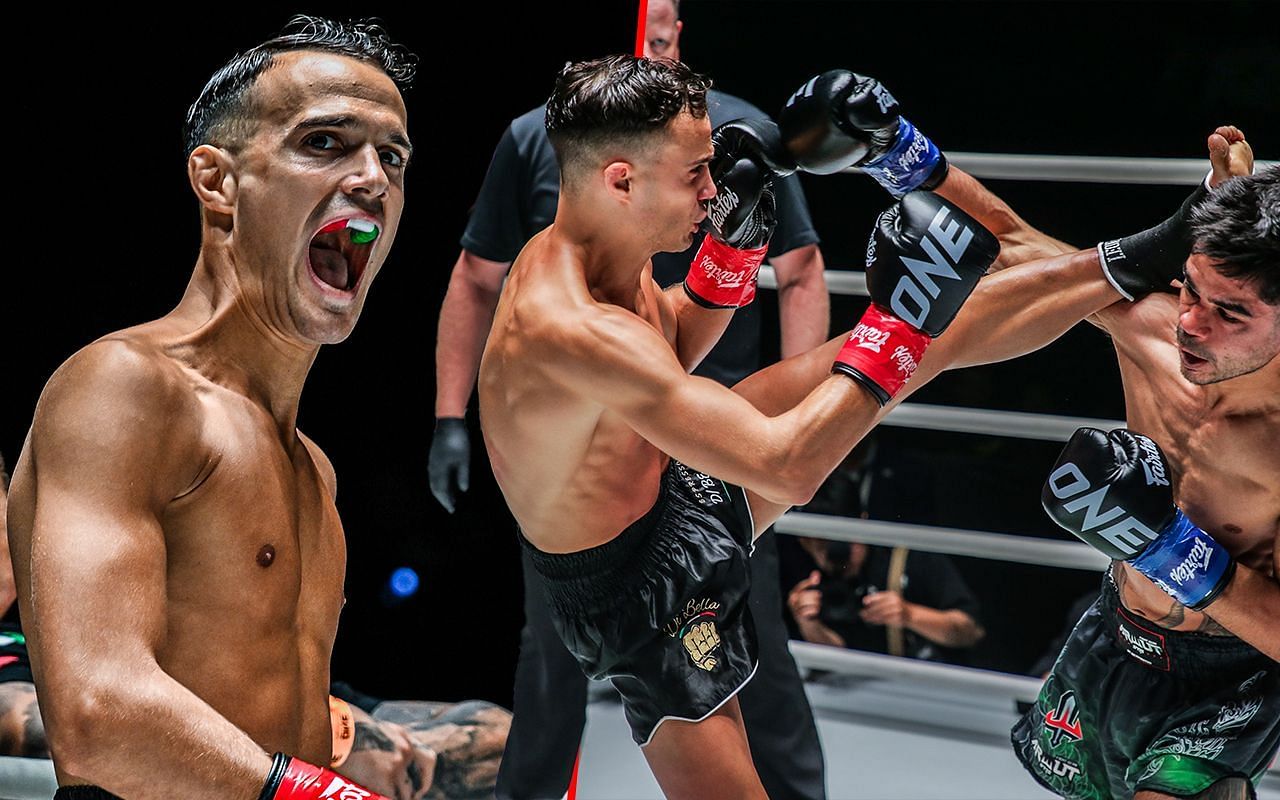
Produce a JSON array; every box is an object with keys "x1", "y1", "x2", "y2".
[
  {"x1": 478, "y1": 101, "x2": 1126, "y2": 800},
  {"x1": 7, "y1": 51, "x2": 409, "y2": 798},
  {"x1": 479, "y1": 111, "x2": 885, "y2": 556},
  {"x1": 1098, "y1": 263, "x2": 1279, "y2": 645}
]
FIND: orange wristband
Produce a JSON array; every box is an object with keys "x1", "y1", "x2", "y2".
[{"x1": 329, "y1": 696, "x2": 355, "y2": 767}]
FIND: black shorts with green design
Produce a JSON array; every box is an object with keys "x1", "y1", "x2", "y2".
[
  {"x1": 522, "y1": 458, "x2": 758, "y2": 746},
  {"x1": 0, "y1": 620, "x2": 32, "y2": 684},
  {"x1": 1012, "y1": 573, "x2": 1280, "y2": 799}
]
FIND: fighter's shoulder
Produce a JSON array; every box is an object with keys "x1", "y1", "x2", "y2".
[{"x1": 33, "y1": 334, "x2": 203, "y2": 460}]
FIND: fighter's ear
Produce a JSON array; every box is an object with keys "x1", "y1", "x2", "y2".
[
  {"x1": 188, "y1": 145, "x2": 238, "y2": 216},
  {"x1": 603, "y1": 160, "x2": 633, "y2": 202}
]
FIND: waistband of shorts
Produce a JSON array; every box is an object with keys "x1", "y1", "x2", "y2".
[
  {"x1": 521, "y1": 466, "x2": 682, "y2": 615},
  {"x1": 55, "y1": 787, "x2": 123, "y2": 800},
  {"x1": 1101, "y1": 571, "x2": 1266, "y2": 679}
]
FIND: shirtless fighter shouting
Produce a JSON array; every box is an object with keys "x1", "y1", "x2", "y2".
[
  {"x1": 478, "y1": 55, "x2": 1159, "y2": 798},
  {"x1": 7, "y1": 16, "x2": 413, "y2": 800}
]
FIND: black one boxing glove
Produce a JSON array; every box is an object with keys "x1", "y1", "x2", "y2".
[
  {"x1": 1043, "y1": 428, "x2": 1235, "y2": 610},
  {"x1": 779, "y1": 70, "x2": 948, "y2": 195},
  {"x1": 832, "y1": 192, "x2": 999, "y2": 405},
  {"x1": 685, "y1": 118, "x2": 793, "y2": 308}
]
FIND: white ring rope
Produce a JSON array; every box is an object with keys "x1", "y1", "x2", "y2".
[
  {"x1": 883, "y1": 403, "x2": 1123, "y2": 442},
  {"x1": 0, "y1": 755, "x2": 58, "y2": 800},
  {"x1": 788, "y1": 641, "x2": 1044, "y2": 703},
  {"x1": 856, "y1": 152, "x2": 1279, "y2": 185},
  {"x1": 774, "y1": 512, "x2": 1112, "y2": 571}
]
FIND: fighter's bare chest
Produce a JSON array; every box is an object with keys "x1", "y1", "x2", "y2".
[
  {"x1": 163, "y1": 406, "x2": 346, "y2": 619},
  {"x1": 1135, "y1": 403, "x2": 1279, "y2": 570}
]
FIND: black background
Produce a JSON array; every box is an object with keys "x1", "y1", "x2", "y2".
[{"x1": 5, "y1": 2, "x2": 1276, "y2": 706}]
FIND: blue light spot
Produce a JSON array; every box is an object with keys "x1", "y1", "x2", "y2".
[{"x1": 389, "y1": 567, "x2": 420, "y2": 598}]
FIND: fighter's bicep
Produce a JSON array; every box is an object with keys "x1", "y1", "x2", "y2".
[{"x1": 22, "y1": 345, "x2": 200, "y2": 669}]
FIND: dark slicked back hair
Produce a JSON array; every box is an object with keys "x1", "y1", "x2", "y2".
[
  {"x1": 544, "y1": 54, "x2": 710, "y2": 187},
  {"x1": 182, "y1": 14, "x2": 417, "y2": 157},
  {"x1": 1190, "y1": 165, "x2": 1280, "y2": 305}
]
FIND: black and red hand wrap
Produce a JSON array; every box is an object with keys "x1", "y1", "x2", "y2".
[{"x1": 260, "y1": 752, "x2": 388, "y2": 800}]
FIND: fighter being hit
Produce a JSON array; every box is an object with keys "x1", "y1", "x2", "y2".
[
  {"x1": 7, "y1": 16, "x2": 416, "y2": 800},
  {"x1": 478, "y1": 55, "x2": 1161, "y2": 798}
]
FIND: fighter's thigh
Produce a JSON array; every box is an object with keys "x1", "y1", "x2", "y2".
[
  {"x1": 0, "y1": 681, "x2": 46, "y2": 757},
  {"x1": 1135, "y1": 776, "x2": 1255, "y2": 800},
  {"x1": 642, "y1": 696, "x2": 767, "y2": 800}
]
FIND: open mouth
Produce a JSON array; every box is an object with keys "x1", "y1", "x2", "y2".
[
  {"x1": 1180, "y1": 348, "x2": 1209, "y2": 368},
  {"x1": 308, "y1": 218, "x2": 379, "y2": 293}
]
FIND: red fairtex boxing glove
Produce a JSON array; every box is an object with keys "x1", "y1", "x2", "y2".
[
  {"x1": 260, "y1": 752, "x2": 388, "y2": 800},
  {"x1": 683, "y1": 119, "x2": 788, "y2": 309},
  {"x1": 834, "y1": 192, "x2": 997, "y2": 405},
  {"x1": 684, "y1": 235, "x2": 770, "y2": 308}
]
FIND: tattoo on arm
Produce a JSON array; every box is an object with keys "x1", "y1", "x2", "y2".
[
  {"x1": 352, "y1": 720, "x2": 398, "y2": 753},
  {"x1": 1195, "y1": 614, "x2": 1232, "y2": 636},
  {"x1": 1153, "y1": 601, "x2": 1186, "y2": 629}
]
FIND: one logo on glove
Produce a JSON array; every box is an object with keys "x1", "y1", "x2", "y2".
[
  {"x1": 1045, "y1": 463, "x2": 1160, "y2": 558},
  {"x1": 1044, "y1": 690, "x2": 1084, "y2": 746},
  {"x1": 849, "y1": 322, "x2": 890, "y2": 353},
  {"x1": 888, "y1": 207, "x2": 971, "y2": 330},
  {"x1": 707, "y1": 187, "x2": 741, "y2": 234},
  {"x1": 665, "y1": 598, "x2": 723, "y2": 671}
]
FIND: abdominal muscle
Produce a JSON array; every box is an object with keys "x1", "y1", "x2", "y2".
[{"x1": 484, "y1": 397, "x2": 669, "y2": 554}]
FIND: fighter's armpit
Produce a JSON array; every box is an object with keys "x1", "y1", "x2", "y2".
[{"x1": 1091, "y1": 293, "x2": 1180, "y2": 372}]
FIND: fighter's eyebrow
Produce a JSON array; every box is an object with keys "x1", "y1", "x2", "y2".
[
  {"x1": 296, "y1": 115, "x2": 413, "y2": 158},
  {"x1": 1184, "y1": 275, "x2": 1254, "y2": 318}
]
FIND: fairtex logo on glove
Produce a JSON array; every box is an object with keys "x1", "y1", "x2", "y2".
[
  {"x1": 1136, "y1": 436, "x2": 1171, "y2": 487},
  {"x1": 707, "y1": 186, "x2": 741, "y2": 233},
  {"x1": 890, "y1": 344, "x2": 919, "y2": 377},
  {"x1": 1169, "y1": 539, "x2": 1214, "y2": 586},
  {"x1": 849, "y1": 322, "x2": 891, "y2": 353},
  {"x1": 695, "y1": 257, "x2": 749, "y2": 289}
]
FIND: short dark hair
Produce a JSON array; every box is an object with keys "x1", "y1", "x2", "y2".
[
  {"x1": 544, "y1": 55, "x2": 710, "y2": 185},
  {"x1": 0, "y1": 452, "x2": 8, "y2": 492},
  {"x1": 1190, "y1": 165, "x2": 1280, "y2": 305},
  {"x1": 183, "y1": 14, "x2": 417, "y2": 156}
]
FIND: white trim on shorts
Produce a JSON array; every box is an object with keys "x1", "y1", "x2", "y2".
[{"x1": 638, "y1": 659, "x2": 761, "y2": 747}]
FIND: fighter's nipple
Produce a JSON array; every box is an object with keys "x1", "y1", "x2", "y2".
[{"x1": 256, "y1": 544, "x2": 277, "y2": 568}]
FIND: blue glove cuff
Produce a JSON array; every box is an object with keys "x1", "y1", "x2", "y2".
[
  {"x1": 1129, "y1": 509, "x2": 1235, "y2": 610},
  {"x1": 860, "y1": 117, "x2": 944, "y2": 197}
]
